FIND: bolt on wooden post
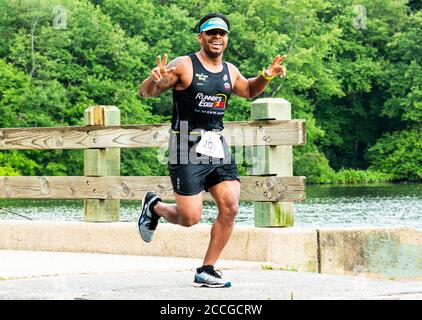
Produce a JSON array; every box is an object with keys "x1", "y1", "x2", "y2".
[
  {"x1": 83, "y1": 106, "x2": 120, "y2": 222},
  {"x1": 247, "y1": 98, "x2": 294, "y2": 227}
]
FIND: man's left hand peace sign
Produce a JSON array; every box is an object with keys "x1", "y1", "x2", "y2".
[{"x1": 267, "y1": 54, "x2": 287, "y2": 78}]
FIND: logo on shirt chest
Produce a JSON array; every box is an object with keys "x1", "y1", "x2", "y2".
[
  {"x1": 195, "y1": 92, "x2": 227, "y2": 109},
  {"x1": 195, "y1": 73, "x2": 209, "y2": 82}
]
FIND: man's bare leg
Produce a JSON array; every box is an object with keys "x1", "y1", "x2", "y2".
[
  {"x1": 153, "y1": 192, "x2": 203, "y2": 227},
  {"x1": 202, "y1": 180, "x2": 240, "y2": 266}
]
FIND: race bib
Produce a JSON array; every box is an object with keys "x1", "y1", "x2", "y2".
[{"x1": 195, "y1": 131, "x2": 225, "y2": 158}]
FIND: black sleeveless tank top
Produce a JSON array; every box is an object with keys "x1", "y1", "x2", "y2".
[{"x1": 171, "y1": 53, "x2": 233, "y2": 132}]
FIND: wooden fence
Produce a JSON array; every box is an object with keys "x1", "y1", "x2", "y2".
[{"x1": 0, "y1": 98, "x2": 306, "y2": 227}]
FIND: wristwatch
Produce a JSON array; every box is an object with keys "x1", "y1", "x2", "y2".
[{"x1": 261, "y1": 67, "x2": 276, "y2": 81}]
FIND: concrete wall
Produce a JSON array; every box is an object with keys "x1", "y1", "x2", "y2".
[
  {"x1": 0, "y1": 221, "x2": 421, "y2": 278},
  {"x1": 0, "y1": 221, "x2": 317, "y2": 272},
  {"x1": 318, "y1": 227, "x2": 422, "y2": 279}
]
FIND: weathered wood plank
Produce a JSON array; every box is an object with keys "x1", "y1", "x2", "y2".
[
  {"x1": 83, "y1": 105, "x2": 120, "y2": 222},
  {"x1": 249, "y1": 98, "x2": 295, "y2": 227},
  {"x1": 0, "y1": 120, "x2": 306, "y2": 150},
  {"x1": 0, "y1": 176, "x2": 306, "y2": 202}
]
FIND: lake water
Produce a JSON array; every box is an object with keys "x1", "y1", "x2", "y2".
[{"x1": 0, "y1": 184, "x2": 421, "y2": 230}]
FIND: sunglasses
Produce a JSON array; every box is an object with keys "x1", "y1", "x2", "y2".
[{"x1": 204, "y1": 29, "x2": 228, "y2": 37}]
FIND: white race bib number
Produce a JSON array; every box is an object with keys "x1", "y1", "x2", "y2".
[{"x1": 195, "y1": 131, "x2": 225, "y2": 158}]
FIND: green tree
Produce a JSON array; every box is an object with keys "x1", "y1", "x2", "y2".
[
  {"x1": 0, "y1": 0, "x2": 419, "y2": 182},
  {"x1": 368, "y1": 129, "x2": 422, "y2": 181}
]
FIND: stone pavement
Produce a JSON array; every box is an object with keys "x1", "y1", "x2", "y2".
[{"x1": 0, "y1": 250, "x2": 421, "y2": 300}]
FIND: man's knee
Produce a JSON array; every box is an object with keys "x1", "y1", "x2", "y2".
[
  {"x1": 177, "y1": 208, "x2": 202, "y2": 227},
  {"x1": 180, "y1": 214, "x2": 201, "y2": 227},
  {"x1": 219, "y1": 202, "x2": 239, "y2": 221},
  {"x1": 229, "y1": 202, "x2": 239, "y2": 215}
]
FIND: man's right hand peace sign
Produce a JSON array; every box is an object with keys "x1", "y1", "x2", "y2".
[{"x1": 150, "y1": 53, "x2": 177, "y2": 84}]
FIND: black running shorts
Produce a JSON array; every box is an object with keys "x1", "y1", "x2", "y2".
[{"x1": 167, "y1": 132, "x2": 240, "y2": 196}]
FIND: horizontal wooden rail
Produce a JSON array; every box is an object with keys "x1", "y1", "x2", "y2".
[
  {"x1": 0, "y1": 120, "x2": 306, "y2": 150},
  {"x1": 0, "y1": 176, "x2": 305, "y2": 202}
]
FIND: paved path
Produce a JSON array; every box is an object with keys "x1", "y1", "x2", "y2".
[{"x1": 0, "y1": 250, "x2": 421, "y2": 300}]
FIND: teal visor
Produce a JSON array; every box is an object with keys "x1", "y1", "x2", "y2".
[{"x1": 199, "y1": 18, "x2": 229, "y2": 33}]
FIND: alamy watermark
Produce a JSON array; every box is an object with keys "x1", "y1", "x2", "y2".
[
  {"x1": 52, "y1": 5, "x2": 67, "y2": 29},
  {"x1": 156, "y1": 121, "x2": 265, "y2": 168},
  {"x1": 353, "y1": 5, "x2": 367, "y2": 30}
]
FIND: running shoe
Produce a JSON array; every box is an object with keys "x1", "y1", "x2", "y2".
[
  {"x1": 137, "y1": 191, "x2": 161, "y2": 243},
  {"x1": 193, "y1": 265, "x2": 232, "y2": 288}
]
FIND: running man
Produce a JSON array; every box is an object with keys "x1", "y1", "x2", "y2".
[{"x1": 138, "y1": 12, "x2": 286, "y2": 288}]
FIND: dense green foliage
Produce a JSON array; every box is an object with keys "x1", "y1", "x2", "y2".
[{"x1": 0, "y1": 0, "x2": 420, "y2": 183}]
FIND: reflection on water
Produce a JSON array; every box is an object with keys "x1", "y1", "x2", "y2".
[
  {"x1": 293, "y1": 184, "x2": 422, "y2": 230},
  {"x1": 0, "y1": 184, "x2": 421, "y2": 230}
]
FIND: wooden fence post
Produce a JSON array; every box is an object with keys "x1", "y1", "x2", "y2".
[
  {"x1": 83, "y1": 105, "x2": 120, "y2": 222},
  {"x1": 248, "y1": 98, "x2": 294, "y2": 227}
]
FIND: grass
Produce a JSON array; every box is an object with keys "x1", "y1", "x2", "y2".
[
  {"x1": 332, "y1": 169, "x2": 394, "y2": 184},
  {"x1": 303, "y1": 168, "x2": 395, "y2": 185},
  {"x1": 261, "y1": 265, "x2": 298, "y2": 272}
]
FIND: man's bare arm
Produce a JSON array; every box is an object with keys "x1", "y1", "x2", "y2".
[
  {"x1": 231, "y1": 68, "x2": 270, "y2": 99},
  {"x1": 231, "y1": 55, "x2": 287, "y2": 99}
]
